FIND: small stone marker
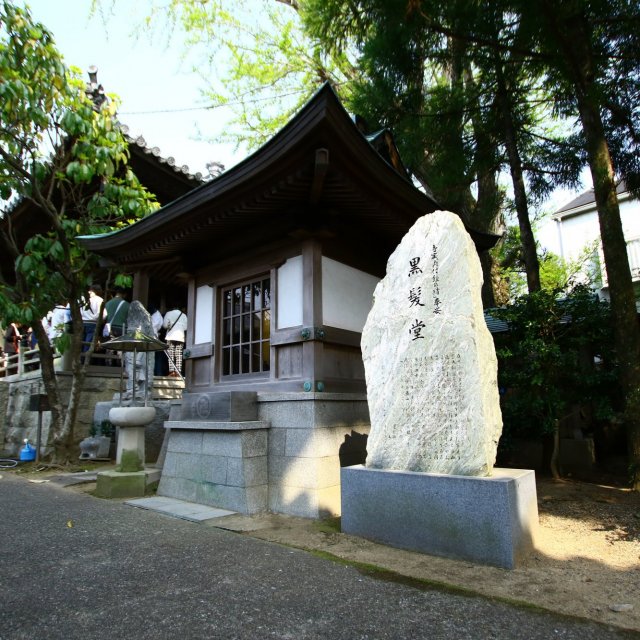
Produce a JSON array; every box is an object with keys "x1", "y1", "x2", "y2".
[
  {"x1": 123, "y1": 301, "x2": 155, "y2": 400},
  {"x1": 362, "y1": 210, "x2": 502, "y2": 476}
]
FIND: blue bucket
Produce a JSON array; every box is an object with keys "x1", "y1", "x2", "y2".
[{"x1": 19, "y1": 440, "x2": 36, "y2": 462}]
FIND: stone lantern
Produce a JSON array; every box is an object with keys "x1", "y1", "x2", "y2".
[
  {"x1": 95, "y1": 329, "x2": 167, "y2": 499},
  {"x1": 102, "y1": 328, "x2": 167, "y2": 466}
]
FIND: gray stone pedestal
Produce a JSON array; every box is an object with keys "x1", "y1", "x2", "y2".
[
  {"x1": 158, "y1": 421, "x2": 269, "y2": 514},
  {"x1": 95, "y1": 468, "x2": 161, "y2": 499},
  {"x1": 341, "y1": 466, "x2": 538, "y2": 569}
]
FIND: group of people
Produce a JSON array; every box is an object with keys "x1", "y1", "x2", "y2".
[
  {"x1": 1, "y1": 322, "x2": 36, "y2": 375},
  {"x1": 93, "y1": 286, "x2": 188, "y2": 378},
  {"x1": 2, "y1": 285, "x2": 188, "y2": 378}
]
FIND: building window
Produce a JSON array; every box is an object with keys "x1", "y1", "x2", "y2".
[{"x1": 221, "y1": 277, "x2": 271, "y2": 376}]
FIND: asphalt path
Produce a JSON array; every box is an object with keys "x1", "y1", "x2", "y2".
[{"x1": 0, "y1": 473, "x2": 636, "y2": 640}]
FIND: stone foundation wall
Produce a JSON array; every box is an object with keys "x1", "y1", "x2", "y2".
[
  {"x1": 156, "y1": 392, "x2": 370, "y2": 518},
  {"x1": 0, "y1": 372, "x2": 121, "y2": 458},
  {"x1": 159, "y1": 422, "x2": 269, "y2": 513},
  {"x1": 258, "y1": 393, "x2": 370, "y2": 518},
  {"x1": 0, "y1": 380, "x2": 9, "y2": 455}
]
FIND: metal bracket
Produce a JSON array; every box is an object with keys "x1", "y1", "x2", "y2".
[{"x1": 301, "y1": 327, "x2": 325, "y2": 341}]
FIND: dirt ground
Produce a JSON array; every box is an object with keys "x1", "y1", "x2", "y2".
[{"x1": 12, "y1": 467, "x2": 640, "y2": 633}]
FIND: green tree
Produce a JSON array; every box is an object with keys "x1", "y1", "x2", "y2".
[
  {"x1": 0, "y1": 1, "x2": 158, "y2": 461},
  {"x1": 495, "y1": 286, "x2": 618, "y2": 478},
  {"x1": 493, "y1": 225, "x2": 598, "y2": 302},
  {"x1": 305, "y1": 0, "x2": 640, "y2": 487},
  {"x1": 117, "y1": 0, "x2": 640, "y2": 484},
  {"x1": 136, "y1": 0, "x2": 356, "y2": 150},
  {"x1": 521, "y1": 0, "x2": 640, "y2": 488},
  {"x1": 302, "y1": 0, "x2": 583, "y2": 303}
]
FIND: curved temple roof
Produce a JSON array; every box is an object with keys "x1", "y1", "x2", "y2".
[{"x1": 80, "y1": 84, "x2": 497, "y2": 282}]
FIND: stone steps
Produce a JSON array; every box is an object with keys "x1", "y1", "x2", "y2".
[{"x1": 152, "y1": 376, "x2": 185, "y2": 400}]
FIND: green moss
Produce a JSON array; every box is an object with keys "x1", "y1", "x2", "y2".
[
  {"x1": 312, "y1": 516, "x2": 341, "y2": 534},
  {"x1": 117, "y1": 449, "x2": 143, "y2": 473}
]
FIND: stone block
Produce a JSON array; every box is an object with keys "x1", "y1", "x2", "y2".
[
  {"x1": 268, "y1": 428, "x2": 287, "y2": 456},
  {"x1": 195, "y1": 481, "x2": 227, "y2": 507},
  {"x1": 173, "y1": 452, "x2": 206, "y2": 482},
  {"x1": 269, "y1": 455, "x2": 339, "y2": 489},
  {"x1": 269, "y1": 483, "x2": 340, "y2": 518},
  {"x1": 201, "y1": 455, "x2": 228, "y2": 484},
  {"x1": 240, "y1": 430, "x2": 268, "y2": 458},
  {"x1": 181, "y1": 391, "x2": 257, "y2": 421},
  {"x1": 258, "y1": 398, "x2": 315, "y2": 429},
  {"x1": 316, "y1": 485, "x2": 341, "y2": 517},
  {"x1": 226, "y1": 456, "x2": 268, "y2": 488},
  {"x1": 244, "y1": 485, "x2": 268, "y2": 514},
  {"x1": 202, "y1": 431, "x2": 241, "y2": 457},
  {"x1": 257, "y1": 393, "x2": 370, "y2": 430},
  {"x1": 95, "y1": 470, "x2": 149, "y2": 499},
  {"x1": 341, "y1": 466, "x2": 538, "y2": 569},
  {"x1": 168, "y1": 430, "x2": 203, "y2": 454},
  {"x1": 195, "y1": 482, "x2": 267, "y2": 514},
  {"x1": 168, "y1": 400, "x2": 183, "y2": 421},
  {"x1": 284, "y1": 427, "x2": 343, "y2": 458},
  {"x1": 311, "y1": 400, "x2": 370, "y2": 429},
  {"x1": 159, "y1": 452, "x2": 178, "y2": 477},
  {"x1": 157, "y1": 476, "x2": 199, "y2": 503}
]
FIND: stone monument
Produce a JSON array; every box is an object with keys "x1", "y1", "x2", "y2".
[
  {"x1": 362, "y1": 210, "x2": 502, "y2": 475},
  {"x1": 341, "y1": 211, "x2": 538, "y2": 569}
]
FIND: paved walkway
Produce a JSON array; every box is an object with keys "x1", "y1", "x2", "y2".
[{"x1": 0, "y1": 473, "x2": 635, "y2": 640}]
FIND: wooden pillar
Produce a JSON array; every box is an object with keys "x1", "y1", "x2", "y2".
[
  {"x1": 301, "y1": 239, "x2": 324, "y2": 390},
  {"x1": 132, "y1": 271, "x2": 150, "y2": 307}
]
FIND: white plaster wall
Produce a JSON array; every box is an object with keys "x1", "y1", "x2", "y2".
[
  {"x1": 322, "y1": 257, "x2": 379, "y2": 333},
  {"x1": 194, "y1": 284, "x2": 214, "y2": 344},
  {"x1": 554, "y1": 210, "x2": 600, "y2": 263},
  {"x1": 277, "y1": 256, "x2": 303, "y2": 329},
  {"x1": 551, "y1": 195, "x2": 640, "y2": 263},
  {"x1": 546, "y1": 194, "x2": 640, "y2": 298},
  {"x1": 620, "y1": 198, "x2": 640, "y2": 242}
]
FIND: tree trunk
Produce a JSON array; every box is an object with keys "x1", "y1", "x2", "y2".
[
  {"x1": 582, "y1": 108, "x2": 640, "y2": 488},
  {"x1": 546, "y1": 8, "x2": 640, "y2": 487},
  {"x1": 494, "y1": 59, "x2": 541, "y2": 293},
  {"x1": 550, "y1": 419, "x2": 561, "y2": 480},
  {"x1": 51, "y1": 307, "x2": 91, "y2": 462},
  {"x1": 463, "y1": 64, "x2": 503, "y2": 307}
]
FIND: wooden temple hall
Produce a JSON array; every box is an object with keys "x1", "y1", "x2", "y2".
[{"x1": 82, "y1": 84, "x2": 496, "y2": 517}]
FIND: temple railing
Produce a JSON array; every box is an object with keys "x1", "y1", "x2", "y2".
[{"x1": 0, "y1": 344, "x2": 121, "y2": 378}]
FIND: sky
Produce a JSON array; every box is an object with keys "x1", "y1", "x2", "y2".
[{"x1": 22, "y1": 0, "x2": 245, "y2": 177}]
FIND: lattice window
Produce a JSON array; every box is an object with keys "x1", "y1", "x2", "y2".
[{"x1": 221, "y1": 277, "x2": 271, "y2": 376}]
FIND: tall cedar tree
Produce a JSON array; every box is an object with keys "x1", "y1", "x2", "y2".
[
  {"x1": 305, "y1": 0, "x2": 640, "y2": 486},
  {"x1": 302, "y1": 0, "x2": 582, "y2": 301}
]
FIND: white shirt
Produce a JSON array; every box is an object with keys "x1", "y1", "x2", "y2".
[
  {"x1": 151, "y1": 310, "x2": 163, "y2": 338},
  {"x1": 80, "y1": 292, "x2": 106, "y2": 322},
  {"x1": 163, "y1": 309, "x2": 188, "y2": 342},
  {"x1": 49, "y1": 305, "x2": 68, "y2": 341}
]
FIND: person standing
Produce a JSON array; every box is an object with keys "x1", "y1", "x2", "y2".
[
  {"x1": 104, "y1": 287, "x2": 129, "y2": 338},
  {"x1": 80, "y1": 284, "x2": 105, "y2": 349},
  {"x1": 149, "y1": 304, "x2": 167, "y2": 376},
  {"x1": 162, "y1": 307, "x2": 188, "y2": 377},
  {"x1": 48, "y1": 302, "x2": 68, "y2": 344},
  {"x1": 3, "y1": 322, "x2": 21, "y2": 375}
]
